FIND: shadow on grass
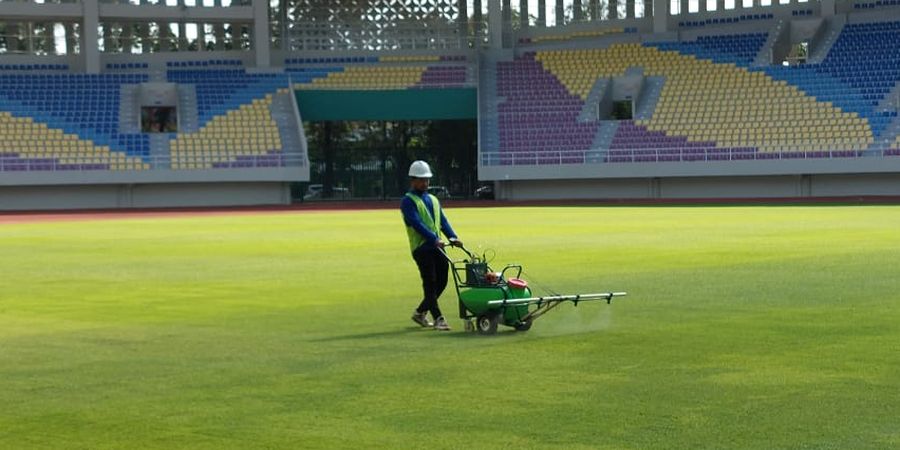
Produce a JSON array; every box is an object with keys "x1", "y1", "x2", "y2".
[
  {"x1": 309, "y1": 327, "x2": 424, "y2": 342},
  {"x1": 311, "y1": 326, "x2": 530, "y2": 342},
  {"x1": 436, "y1": 328, "x2": 529, "y2": 339}
]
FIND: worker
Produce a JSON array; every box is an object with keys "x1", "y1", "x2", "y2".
[{"x1": 401, "y1": 160, "x2": 463, "y2": 331}]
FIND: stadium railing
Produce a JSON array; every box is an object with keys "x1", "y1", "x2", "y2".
[
  {"x1": 480, "y1": 146, "x2": 886, "y2": 165},
  {"x1": 0, "y1": 154, "x2": 307, "y2": 172}
]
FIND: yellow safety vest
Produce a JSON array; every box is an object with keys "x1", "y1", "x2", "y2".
[{"x1": 405, "y1": 192, "x2": 441, "y2": 252}]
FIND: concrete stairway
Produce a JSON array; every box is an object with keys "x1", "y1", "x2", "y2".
[{"x1": 634, "y1": 77, "x2": 665, "y2": 120}]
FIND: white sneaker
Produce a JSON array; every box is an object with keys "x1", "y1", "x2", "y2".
[
  {"x1": 433, "y1": 316, "x2": 451, "y2": 331},
  {"x1": 411, "y1": 311, "x2": 433, "y2": 327}
]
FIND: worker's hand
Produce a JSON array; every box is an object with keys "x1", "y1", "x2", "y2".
[
  {"x1": 449, "y1": 238, "x2": 463, "y2": 247},
  {"x1": 435, "y1": 239, "x2": 445, "y2": 249}
]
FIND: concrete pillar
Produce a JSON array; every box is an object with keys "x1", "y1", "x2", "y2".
[
  {"x1": 538, "y1": 0, "x2": 546, "y2": 26},
  {"x1": 159, "y1": 22, "x2": 169, "y2": 52},
  {"x1": 681, "y1": 0, "x2": 689, "y2": 15},
  {"x1": 821, "y1": 0, "x2": 835, "y2": 16},
  {"x1": 589, "y1": 0, "x2": 598, "y2": 20},
  {"x1": 279, "y1": 0, "x2": 288, "y2": 50},
  {"x1": 102, "y1": 23, "x2": 114, "y2": 52},
  {"x1": 474, "y1": 0, "x2": 483, "y2": 40},
  {"x1": 6, "y1": 24, "x2": 20, "y2": 53},
  {"x1": 25, "y1": 22, "x2": 34, "y2": 54},
  {"x1": 215, "y1": 24, "x2": 226, "y2": 50},
  {"x1": 501, "y1": 0, "x2": 511, "y2": 45},
  {"x1": 141, "y1": 23, "x2": 152, "y2": 53},
  {"x1": 489, "y1": 0, "x2": 502, "y2": 47},
  {"x1": 123, "y1": 23, "x2": 135, "y2": 53},
  {"x1": 626, "y1": 0, "x2": 634, "y2": 18},
  {"x1": 65, "y1": 22, "x2": 78, "y2": 55},
  {"x1": 555, "y1": 0, "x2": 564, "y2": 26},
  {"x1": 82, "y1": 0, "x2": 100, "y2": 72},
  {"x1": 458, "y1": 0, "x2": 468, "y2": 47},
  {"x1": 252, "y1": 0, "x2": 270, "y2": 67},
  {"x1": 520, "y1": 0, "x2": 529, "y2": 28},
  {"x1": 38, "y1": 23, "x2": 52, "y2": 54},
  {"x1": 178, "y1": 23, "x2": 188, "y2": 51},
  {"x1": 574, "y1": 0, "x2": 583, "y2": 21},
  {"x1": 212, "y1": 0, "x2": 225, "y2": 50},
  {"x1": 610, "y1": 0, "x2": 619, "y2": 19},
  {"x1": 653, "y1": 0, "x2": 668, "y2": 31}
]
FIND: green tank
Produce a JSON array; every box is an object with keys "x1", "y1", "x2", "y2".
[{"x1": 458, "y1": 283, "x2": 532, "y2": 327}]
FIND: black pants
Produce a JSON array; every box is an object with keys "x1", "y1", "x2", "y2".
[{"x1": 413, "y1": 246, "x2": 449, "y2": 319}]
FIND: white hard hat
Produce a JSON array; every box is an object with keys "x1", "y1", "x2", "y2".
[{"x1": 408, "y1": 160, "x2": 433, "y2": 178}]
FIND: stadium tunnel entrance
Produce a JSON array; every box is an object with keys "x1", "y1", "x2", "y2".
[{"x1": 293, "y1": 88, "x2": 479, "y2": 202}]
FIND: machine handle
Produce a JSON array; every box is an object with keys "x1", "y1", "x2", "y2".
[{"x1": 440, "y1": 241, "x2": 475, "y2": 260}]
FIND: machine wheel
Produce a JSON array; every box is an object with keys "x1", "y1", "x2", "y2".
[
  {"x1": 514, "y1": 319, "x2": 533, "y2": 332},
  {"x1": 476, "y1": 314, "x2": 499, "y2": 335},
  {"x1": 464, "y1": 320, "x2": 475, "y2": 333}
]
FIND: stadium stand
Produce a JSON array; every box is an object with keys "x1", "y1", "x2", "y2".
[
  {"x1": 648, "y1": 32, "x2": 769, "y2": 67},
  {"x1": 166, "y1": 59, "x2": 243, "y2": 68},
  {"x1": 679, "y1": 13, "x2": 774, "y2": 29},
  {"x1": 290, "y1": 64, "x2": 471, "y2": 90},
  {"x1": 0, "y1": 64, "x2": 69, "y2": 71},
  {"x1": 169, "y1": 93, "x2": 284, "y2": 170},
  {"x1": 166, "y1": 69, "x2": 289, "y2": 128},
  {"x1": 284, "y1": 55, "x2": 466, "y2": 64},
  {"x1": 0, "y1": 111, "x2": 149, "y2": 171},
  {"x1": 164, "y1": 68, "x2": 292, "y2": 169},
  {"x1": 760, "y1": 21, "x2": 900, "y2": 137},
  {"x1": 496, "y1": 54, "x2": 595, "y2": 163},
  {"x1": 0, "y1": 64, "x2": 294, "y2": 172},
  {"x1": 0, "y1": 73, "x2": 151, "y2": 164},
  {"x1": 494, "y1": 21, "x2": 895, "y2": 164},
  {"x1": 854, "y1": 0, "x2": 900, "y2": 8}
]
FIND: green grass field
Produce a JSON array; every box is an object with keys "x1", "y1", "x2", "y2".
[{"x1": 1, "y1": 206, "x2": 899, "y2": 449}]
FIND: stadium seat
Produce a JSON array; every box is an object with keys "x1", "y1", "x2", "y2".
[{"x1": 495, "y1": 35, "x2": 878, "y2": 164}]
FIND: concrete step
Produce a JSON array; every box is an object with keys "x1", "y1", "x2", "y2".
[
  {"x1": 634, "y1": 76, "x2": 665, "y2": 121},
  {"x1": 876, "y1": 80, "x2": 900, "y2": 112},
  {"x1": 868, "y1": 113, "x2": 900, "y2": 152},
  {"x1": 753, "y1": 19, "x2": 785, "y2": 67},
  {"x1": 591, "y1": 120, "x2": 620, "y2": 151},
  {"x1": 177, "y1": 85, "x2": 199, "y2": 133},
  {"x1": 578, "y1": 78, "x2": 610, "y2": 123},
  {"x1": 149, "y1": 70, "x2": 167, "y2": 83},
  {"x1": 269, "y1": 90, "x2": 306, "y2": 161},
  {"x1": 479, "y1": 53, "x2": 502, "y2": 152},
  {"x1": 118, "y1": 84, "x2": 140, "y2": 134},
  {"x1": 807, "y1": 16, "x2": 846, "y2": 64},
  {"x1": 148, "y1": 133, "x2": 172, "y2": 169}
]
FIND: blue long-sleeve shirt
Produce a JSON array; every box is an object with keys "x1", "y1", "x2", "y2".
[{"x1": 401, "y1": 190, "x2": 457, "y2": 251}]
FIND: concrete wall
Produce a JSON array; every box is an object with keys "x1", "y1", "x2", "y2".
[
  {"x1": 494, "y1": 173, "x2": 900, "y2": 200},
  {"x1": 612, "y1": 72, "x2": 644, "y2": 101},
  {"x1": 790, "y1": 17, "x2": 823, "y2": 43},
  {"x1": 139, "y1": 83, "x2": 179, "y2": 107},
  {"x1": 479, "y1": 155, "x2": 900, "y2": 180},
  {"x1": 0, "y1": 182, "x2": 291, "y2": 211}
]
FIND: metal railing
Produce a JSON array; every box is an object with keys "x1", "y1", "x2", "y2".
[
  {"x1": 0, "y1": 153, "x2": 307, "y2": 172},
  {"x1": 480, "y1": 147, "x2": 895, "y2": 166}
]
